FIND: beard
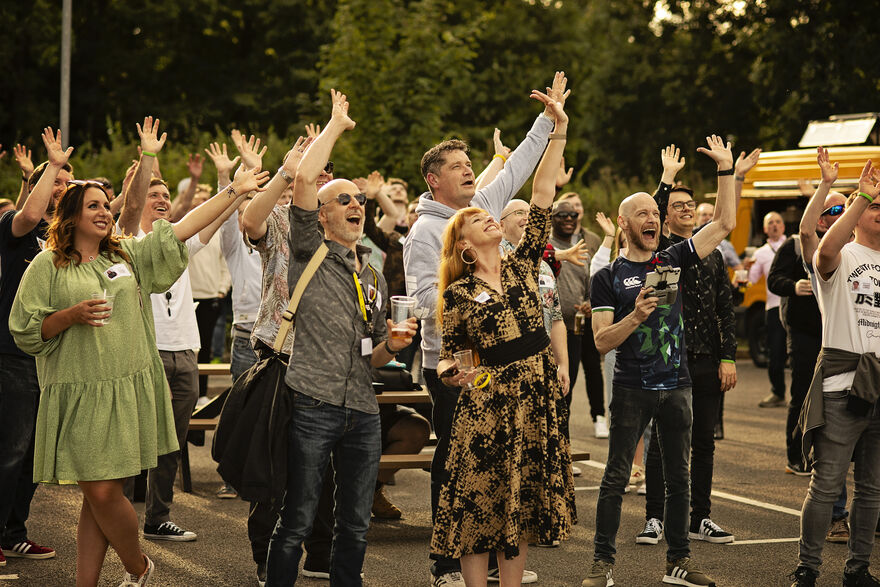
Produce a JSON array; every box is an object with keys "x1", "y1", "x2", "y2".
[{"x1": 624, "y1": 224, "x2": 658, "y2": 253}]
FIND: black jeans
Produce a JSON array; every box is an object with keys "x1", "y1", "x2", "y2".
[
  {"x1": 645, "y1": 354, "x2": 721, "y2": 528},
  {"x1": 195, "y1": 297, "x2": 224, "y2": 397},
  {"x1": 579, "y1": 318, "x2": 606, "y2": 420},
  {"x1": 595, "y1": 384, "x2": 692, "y2": 563},
  {"x1": 766, "y1": 309, "x2": 787, "y2": 399},
  {"x1": 787, "y1": 329, "x2": 821, "y2": 465},
  {"x1": 562, "y1": 331, "x2": 583, "y2": 439}
]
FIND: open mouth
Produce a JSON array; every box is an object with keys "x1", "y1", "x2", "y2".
[
  {"x1": 642, "y1": 228, "x2": 657, "y2": 239},
  {"x1": 346, "y1": 213, "x2": 362, "y2": 226},
  {"x1": 155, "y1": 205, "x2": 168, "y2": 214},
  {"x1": 462, "y1": 179, "x2": 474, "y2": 187},
  {"x1": 95, "y1": 220, "x2": 108, "y2": 230}
]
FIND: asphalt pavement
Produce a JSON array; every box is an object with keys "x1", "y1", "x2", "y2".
[{"x1": 6, "y1": 361, "x2": 880, "y2": 586}]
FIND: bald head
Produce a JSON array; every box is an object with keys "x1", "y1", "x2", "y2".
[
  {"x1": 618, "y1": 192, "x2": 656, "y2": 219},
  {"x1": 618, "y1": 192, "x2": 660, "y2": 254},
  {"x1": 500, "y1": 199, "x2": 529, "y2": 244},
  {"x1": 816, "y1": 191, "x2": 847, "y2": 233},
  {"x1": 763, "y1": 211, "x2": 785, "y2": 240},
  {"x1": 318, "y1": 178, "x2": 360, "y2": 205}
]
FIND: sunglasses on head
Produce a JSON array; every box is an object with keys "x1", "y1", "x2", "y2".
[
  {"x1": 324, "y1": 161, "x2": 334, "y2": 174},
  {"x1": 67, "y1": 179, "x2": 107, "y2": 190},
  {"x1": 321, "y1": 192, "x2": 366, "y2": 207},
  {"x1": 821, "y1": 204, "x2": 844, "y2": 217},
  {"x1": 552, "y1": 211, "x2": 578, "y2": 220}
]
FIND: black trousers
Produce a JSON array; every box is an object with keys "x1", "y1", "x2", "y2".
[
  {"x1": 766, "y1": 309, "x2": 788, "y2": 399},
  {"x1": 787, "y1": 329, "x2": 821, "y2": 465},
  {"x1": 645, "y1": 353, "x2": 722, "y2": 528},
  {"x1": 579, "y1": 317, "x2": 606, "y2": 420},
  {"x1": 194, "y1": 297, "x2": 224, "y2": 397}
]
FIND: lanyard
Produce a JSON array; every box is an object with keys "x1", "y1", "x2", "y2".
[{"x1": 352, "y1": 265, "x2": 378, "y2": 333}]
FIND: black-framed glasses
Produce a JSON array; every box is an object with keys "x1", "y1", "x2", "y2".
[
  {"x1": 552, "y1": 211, "x2": 578, "y2": 220},
  {"x1": 670, "y1": 200, "x2": 697, "y2": 212},
  {"x1": 321, "y1": 192, "x2": 366, "y2": 207},
  {"x1": 324, "y1": 161, "x2": 334, "y2": 174},
  {"x1": 164, "y1": 291, "x2": 172, "y2": 317},
  {"x1": 821, "y1": 204, "x2": 844, "y2": 217}
]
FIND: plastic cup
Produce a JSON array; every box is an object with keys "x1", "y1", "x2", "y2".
[
  {"x1": 389, "y1": 296, "x2": 416, "y2": 343},
  {"x1": 734, "y1": 269, "x2": 748, "y2": 284},
  {"x1": 90, "y1": 293, "x2": 116, "y2": 325}
]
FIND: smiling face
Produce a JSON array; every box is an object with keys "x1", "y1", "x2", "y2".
[
  {"x1": 666, "y1": 189, "x2": 697, "y2": 236},
  {"x1": 696, "y1": 202, "x2": 714, "y2": 226},
  {"x1": 619, "y1": 192, "x2": 661, "y2": 253},
  {"x1": 142, "y1": 181, "x2": 172, "y2": 226},
  {"x1": 427, "y1": 149, "x2": 475, "y2": 209},
  {"x1": 817, "y1": 192, "x2": 847, "y2": 233},
  {"x1": 500, "y1": 199, "x2": 529, "y2": 245},
  {"x1": 317, "y1": 179, "x2": 365, "y2": 247},
  {"x1": 854, "y1": 197, "x2": 880, "y2": 241},
  {"x1": 76, "y1": 187, "x2": 113, "y2": 241},
  {"x1": 551, "y1": 201, "x2": 579, "y2": 238},
  {"x1": 458, "y1": 208, "x2": 502, "y2": 252},
  {"x1": 559, "y1": 194, "x2": 584, "y2": 224},
  {"x1": 763, "y1": 211, "x2": 785, "y2": 240}
]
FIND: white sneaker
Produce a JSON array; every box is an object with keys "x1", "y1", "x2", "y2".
[
  {"x1": 637, "y1": 484, "x2": 647, "y2": 495},
  {"x1": 594, "y1": 416, "x2": 609, "y2": 439},
  {"x1": 432, "y1": 571, "x2": 465, "y2": 586},
  {"x1": 572, "y1": 465, "x2": 582, "y2": 477},
  {"x1": 119, "y1": 554, "x2": 154, "y2": 586}
]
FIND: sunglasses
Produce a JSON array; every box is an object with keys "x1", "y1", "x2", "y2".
[
  {"x1": 324, "y1": 161, "x2": 334, "y2": 175},
  {"x1": 552, "y1": 211, "x2": 578, "y2": 220},
  {"x1": 321, "y1": 192, "x2": 366, "y2": 207},
  {"x1": 67, "y1": 179, "x2": 108, "y2": 190},
  {"x1": 821, "y1": 204, "x2": 844, "y2": 217}
]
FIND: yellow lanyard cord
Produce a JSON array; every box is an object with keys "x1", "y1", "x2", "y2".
[{"x1": 352, "y1": 272, "x2": 368, "y2": 323}]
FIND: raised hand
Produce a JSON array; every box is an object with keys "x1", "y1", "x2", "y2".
[
  {"x1": 857, "y1": 160, "x2": 880, "y2": 200},
  {"x1": 281, "y1": 136, "x2": 311, "y2": 174},
  {"x1": 661, "y1": 144, "x2": 686, "y2": 176},
  {"x1": 186, "y1": 153, "x2": 203, "y2": 178},
  {"x1": 556, "y1": 239, "x2": 589, "y2": 266},
  {"x1": 13, "y1": 144, "x2": 34, "y2": 176},
  {"x1": 365, "y1": 170, "x2": 384, "y2": 199},
  {"x1": 595, "y1": 211, "x2": 616, "y2": 238},
  {"x1": 136, "y1": 116, "x2": 167, "y2": 155},
  {"x1": 816, "y1": 147, "x2": 839, "y2": 185},
  {"x1": 352, "y1": 177, "x2": 368, "y2": 194},
  {"x1": 204, "y1": 142, "x2": 240, "y2": 176},
  {"x1": 734, "y1": 147, "x2": 761, "y2": 177},
  {"x1": 696, "y1": 134, "x2": 734, "y2": 170},
  {"x1": 231, "y1": 130, "x2": 267, "y2": 171},
  {"x1": 231, "y1": 165, "x2": 271, "y2": 195},
  {"x1": 330, "y1": 89, "x2": 356, "y2": 130},
  {"x1": 530, "y1": 88, "x2": 569, "y2": 124},
  {"x1": 305, "y1": 123, "x2": 321, "y2": 139},
  {"x1": 41, "y1": 127, "x2": 74, "y2": 167},
  {"x1": 556, "y1": 157, "x2": 574, "y2": 188},
  {"x1": 493, "y1": 128, "x2": 511, "y2": 159}
]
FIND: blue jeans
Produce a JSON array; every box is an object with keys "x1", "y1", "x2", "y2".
[
  {"x1": 266, "y1": 391, "x2": 381, "y2": 586},
  {"x1": 230, "y1": 330, "x2": 258, "y2": 383},
  {"x1": 799, "y1": 391, "x2": 880, "y2": 573},
  {"x1": 0, "y1": 354, "x2": 40, "y2": 545},
  {"x1": 595, "y1": 385, "x2": 692, "y2": 564}
]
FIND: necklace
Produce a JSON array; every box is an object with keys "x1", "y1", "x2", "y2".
[{"x1": 88, "y1": 255, "x2": 95, "y2": 261}]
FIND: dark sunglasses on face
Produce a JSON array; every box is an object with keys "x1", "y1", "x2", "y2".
[
  {"x1": 324, "y1": 161, "x2": 334, "y2": 174},
  {"x1": 821, "y1": 204, "x2": 844, "y2": 217},
  {"x1": 552, "y1": 211, "x2": 578, "y2": 220},
  {"x1": 321, "y1": 192, "x2": 366, "y2": 207}
]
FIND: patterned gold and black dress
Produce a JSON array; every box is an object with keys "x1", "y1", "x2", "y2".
[{"x1": 430, "y1": 204, "x2": 576, "y2": 560}]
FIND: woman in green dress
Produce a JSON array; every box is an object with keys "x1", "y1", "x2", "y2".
[
  {"x1": 10, "y1": 155, "x2": 269, "y2": 586},
  {"x1": 431, "y1": 78, "x2": 575, "y2": 587}
]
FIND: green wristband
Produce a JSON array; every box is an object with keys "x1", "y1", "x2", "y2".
[
  {"x1": 859, "y1": 191, "x2": 874, "y2": 204},
  {"x1": 721, "y1": 359, "x2": 735, "y2": 364},
  {"x1": 142, "y1": 151, "x2": 157, "y2": 158}
]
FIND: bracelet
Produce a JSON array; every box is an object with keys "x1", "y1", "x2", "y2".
[
  {"x1": 141, "y1": 151, "x2": 157, "y2": 158},
  {"x1": 717, "y1": 168, "x2": 735, "y2": 176},
  {"x1": 278, "y1": 166, "x2": 294, "y2": 184},
  {"x1": 492, "y1": 154, "x2": 507, "y2": 164},
  {"x1": 735, "y1": 174, "x2": 746, "y2": 182},
  {"x1": 386, "y1": 340, "x2": 401, "y2": 354},
  {"x1": 548, "y1": 133, "x2": 567, "y2": 140},
  {"x1": 859, "y1": 191, "x2": 874, "y2": 204}
]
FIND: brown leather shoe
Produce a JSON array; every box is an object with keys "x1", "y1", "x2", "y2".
[
  {"x1": 826, "y1": 518, "x2": 850, "y2": 543},
  {"x1": 372, "y1": 486, "x2": 402, "y2": 519}
]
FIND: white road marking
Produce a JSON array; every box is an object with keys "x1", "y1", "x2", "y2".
[{"x1": 728, "y1": 538, "x2": 800, "y2": 545}]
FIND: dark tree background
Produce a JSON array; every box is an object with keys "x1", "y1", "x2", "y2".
[{"x1": 1, "y1": 0, "x2": 879, "y2": 207}]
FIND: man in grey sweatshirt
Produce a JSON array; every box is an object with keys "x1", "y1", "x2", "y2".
[{"x1": 403, "y1": 94, "x2": 556, "y2": 586}]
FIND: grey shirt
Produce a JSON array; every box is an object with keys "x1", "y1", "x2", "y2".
[
  {"x1": 550, "y1": 231, "x2": 590, "y2": 330},
  {"x1": 284, "y1": 206, "x2": 388, "y2": 414}
]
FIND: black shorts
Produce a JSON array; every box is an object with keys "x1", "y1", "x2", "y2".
[{"x1": 379, "y1": 403, "x2": 418, "y2": 448}]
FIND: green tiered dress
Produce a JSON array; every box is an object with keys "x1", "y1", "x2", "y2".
[{"x1": 10, "y1": 220, "x2": 188, "y2": 483}]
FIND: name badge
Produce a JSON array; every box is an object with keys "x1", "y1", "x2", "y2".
[
  {"x1": 361, "y1": 337, "x2": 373, "y2": 356},
  {"x1": 105, "y1": 263, "x2": 131, "y2": 280},
  {"x1": 539, "y1": 274, "x2": 554, "y2": 288},
  {"x1": 36, "y1": 237, "x2": 47, "y2": 251},
  {"x1": 474, "y1": 291, "x2": 491, "y2": 304}
]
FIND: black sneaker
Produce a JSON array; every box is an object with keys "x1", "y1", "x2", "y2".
[
  {"x1": 786, "y1": 461, "x2": 812, "y2": 476},
  {"x1": 689, "y1": 518, "x2": 734, "y2": 544},
  {"x1": 844, "y1": 567, "x2": 880, "y2": 586},
  {"x1": 636, "y1": 518, "x2": 664, "y2": 545},
  {"x1": 143, "y1": 521, "x2": 197, "y2": 542},
  {"x1": 301, "y1": 557, "x2": 330, "y2": 580},
  {"x1": 789, "y1": 566, "x2": 818, "y2": 587},
  {"x1": 256, "y1": 561, "x2": 267, "y2": 587}
]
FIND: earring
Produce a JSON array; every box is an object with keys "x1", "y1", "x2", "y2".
[{"x1": 460, "y1": 247, "x2": 477, "y2": 265}]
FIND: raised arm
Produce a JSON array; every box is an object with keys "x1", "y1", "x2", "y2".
[
  {"x1": 734, "y1": 147, "x2": 762, "y2": 211},
  {"x1": 655, "y1": 144, "x2": 686, "y2": 226},
  {"x1": 799, "y1": 147, "x2": 838, "y2": 266},
  {"x1": 204, "y1": 141, "x2": 240, "y2": 190},
  {"x1": 172, "y1": 165, "x2": 269, "y2": 242},
  {"x1": 118, "y1": 117, "x2": 167, "y2": 235},
  {"x1": 13, "y1": 144, "x2": 34, "y2": 211},
  {"x1": 691, "y1": 135, "x2": 736, "y2": 259},
  {"x1": 169, "y1": 153, "x2": 203, "y2": 222},
  {"x1": 241, "y1": 137, "x2": 308, "y2": 242},
  {"x1": 816, "y1": 161, "x2": 880, "y2": 279},
  {"x1": 473, "y1": 128, "x2": 510, "y2": 191},
  {"x1": 293, "y1": 89, "x2": 356, "y2": 211},
  {"x1": 12, "y1": 128, "x2": 73, "y2": 238},
  {"x1": 529, "y1": 82, "x2": 569, "y2": 210}
]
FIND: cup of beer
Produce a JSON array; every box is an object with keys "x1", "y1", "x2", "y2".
[{"x1": 389, "y1": 296, "x2": 417, "y2": 343}]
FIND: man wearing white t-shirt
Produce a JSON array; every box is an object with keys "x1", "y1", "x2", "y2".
[{"x1": 792, "y1": 162, "x2": 880, "y2": 587}]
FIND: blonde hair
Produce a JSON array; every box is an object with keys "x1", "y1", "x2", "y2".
[{"x1": 436, "y1": 207, "x2": 484, "y2": 326}]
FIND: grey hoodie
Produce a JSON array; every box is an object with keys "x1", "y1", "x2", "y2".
[{"x1": 403, "y1": 114, "x2": 554, "y2": 369}]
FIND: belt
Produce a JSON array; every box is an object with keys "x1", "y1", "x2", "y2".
[{"x1": 478, "y1": 330, "x2": 550, "y2": 367}]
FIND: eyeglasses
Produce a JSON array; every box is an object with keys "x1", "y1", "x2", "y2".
[
  {"x1": 164, "y1": 291, "x2": 172, "y2": 317},
  {"x1": 324, "y1": 161, "x2": 334, "y2": 175},
  {"x1": 670, "y1": 200, "x2": 697, "y2": 212},
  {"x1": 321, "y1": 192, "x2": 366, "y2": 207},
  {"x1": 501, "y1": 209, "x2": 528, "y2": 221},
  {"x1": 821, "y1": 204, "x2": 844, "y2": 217},
  {"x1": 552, "y1": 211, "x2": 578, "y2": 220}
]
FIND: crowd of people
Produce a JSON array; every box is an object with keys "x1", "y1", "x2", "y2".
[{"x1": 0, "y1": 70, "x2": 879, "y2": 587}]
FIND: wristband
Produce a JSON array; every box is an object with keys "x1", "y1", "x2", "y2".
[
  {"x1": 548, "y1": 133, "x2": 567, "y2": 140},
  {"x1": 141, "y1": 151, "x2": 157, "y2": 158},
  {"x1": 473, "y1": 372, "x2": 491, "y2": 389},
  {"x1": 278, "y1": 166, "x2": 294, "y2": 184},
  {"x1": 492, "y1": 154, "x2": 507, "y2": 164},
  {"x1": 386, "y1": 340, "x2": 402, "y2": 354},
  {"x1": 717, "y1": 168, "x2": 735, "y2": 176},
  {"x1": 735, "y1": 175, "x2": 746, "y2": 182},
  {"x1": 859, "y1": 191, "x2": 874, "y2": 204},
  {"x1": 721, "y1": 359, "x2": 736, "y2": 364}
]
